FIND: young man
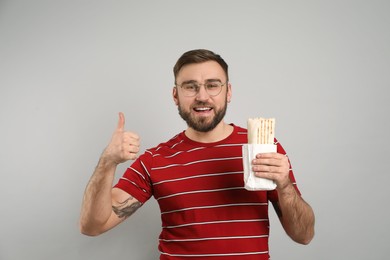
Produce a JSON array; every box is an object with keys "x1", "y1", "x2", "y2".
[{"x1": 80, "y1": 49, "x2": 315, "y2": 259}]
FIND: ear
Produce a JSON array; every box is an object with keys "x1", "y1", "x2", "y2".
[
  {"x1": 172, "y1": 86, "x2": 179, "y2": 105},
  {"x1": 227, "y1": 82, "x2": 232, "y2": 103}
]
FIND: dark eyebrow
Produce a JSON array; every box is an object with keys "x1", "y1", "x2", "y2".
[
  {"x1": 180, "y1": 80, "x2": 198, "y2": 85},
  {"x1": 205, "y1": 79, "x2": 222, "y2": 83},
  {"x1": 178, "y1": 79, "x2": 223, "y2": 85}
]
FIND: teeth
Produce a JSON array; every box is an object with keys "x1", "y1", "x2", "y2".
[{"x1": 195, "y1": 107, "x2": 211, "y2": 111}]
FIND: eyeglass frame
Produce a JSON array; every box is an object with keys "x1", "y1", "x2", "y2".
[{"x1": 175, "y1": 79, "x2": 228, "y2": 97}]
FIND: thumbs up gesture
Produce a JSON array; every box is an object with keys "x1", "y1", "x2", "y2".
[{"x1": 102, "y1": 112, "x2": 140, "y2": 165}]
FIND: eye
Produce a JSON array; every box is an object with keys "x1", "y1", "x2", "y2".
[
  {"x1": 206, "y1": 82, "x2": 220, "y2": 90},
  {"x1": 182, "y1": 83, "x2": 198, "y2": 91}
]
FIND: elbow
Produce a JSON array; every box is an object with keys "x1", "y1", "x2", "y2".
[
  {"x1": 296, "y1": 235, "x2": 314, "y2": 245},
  {"x1": 292, "y1": 230, "x2": 315, "y2": 245},
  {"x1": 80, "y1": 228, "x2": 101, "y2": 237},
  {"x1": 79, "y1": 221, "x2": 104, "y2": 237}
]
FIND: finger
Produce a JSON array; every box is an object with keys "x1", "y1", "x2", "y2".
[
  {"x1": 128, "y1": 153, "x2": 138, "y2": 160},
  {"x1": 122, "y1": 145, "x2": 139, "y2": 160},
  {"x1": 120, "y1": 144, "x2": 139, "y2": 155},
  {"x1": 253, "y1": 165, "x2": 281, "y2": 173},
  {"x1": 126, "y1": 132, "x2": 140, "y2": 141},
  {"x1": 117, "y1": 112, "x2": 125, "y2": 131},
  {"x1": 253, "y1": 158, "x2": 289, "y2": 174},
  {"x1": 127, "y1": 144, "x2": 140, "y2": 154},
  {"x1": 254, "y1": 170, "x2": 274, "y2": 179},
  {"x1": 255, "y1": 152, "x2": 278, "y2": 159},
  {"x1": 123, "y1": 132, "x2": 140, "y2": 144},
  {"x1": 255, "y1": 153, "x2": 288, "y2": 163},
  {"x1": 252, "y1": 157, "x2": 278, "y2": 166}
]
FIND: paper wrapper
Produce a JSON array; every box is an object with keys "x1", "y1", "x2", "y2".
[{"x1": 242, "y1": 144, "x2": 277, "y2": 191}]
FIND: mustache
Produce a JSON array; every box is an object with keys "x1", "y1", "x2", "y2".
[{"x1": 192, "y1": 101, "x2": 213, "y2": 107}]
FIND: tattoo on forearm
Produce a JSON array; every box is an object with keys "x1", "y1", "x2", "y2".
[{"x1": 112, "y1": 196, "x2": 142, "y2": 219}]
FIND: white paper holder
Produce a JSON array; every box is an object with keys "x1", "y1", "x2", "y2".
[{"x1": 242, "y1": 144, "x2": 277, "y2": 191}]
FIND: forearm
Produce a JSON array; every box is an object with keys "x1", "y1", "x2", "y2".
[
  {"x1": 79, "y1": 157, "x2": 117, "y2": 235},
  {"x1": 79, "y1": 113, "x2": 140, "y2": 235},
  {"x1": 276, "y1": 183, "x2": 315, "y2": 244}
]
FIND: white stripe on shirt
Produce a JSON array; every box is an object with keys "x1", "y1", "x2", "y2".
[
  {"x1": 161, "y1": 203, "x2": 268, "y2": 215},
  {"x1": 160, "y1": 234, "x2": 268, "y2": 242},
  {"x1": 152, "y1": 156, "x2": 242, "y2": 170},
  {"x1": 153, "y1": 171, "x2": 242, "y2": 186},
  {"x1": 159, "y1": 250, "x2": 269, "y2": 257},
  {"x1": 157, "y1": 187, "x2": 244, "y2": 201},
  {"x1": 163, "y1": 218, "x2": 268, "y2": 229}
]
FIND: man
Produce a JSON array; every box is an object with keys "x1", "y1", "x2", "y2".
[{"x1": 80, "y1": 49, "x2": 315, "y2": 259}]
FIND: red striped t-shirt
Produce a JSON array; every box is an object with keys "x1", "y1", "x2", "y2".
[{"x1": 115, "y1": 124, "x2": 299, "y2": 259}]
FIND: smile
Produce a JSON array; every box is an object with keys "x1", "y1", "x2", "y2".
[{"x1": 193, "y1": 107, "x2": 213, "y2": 112}]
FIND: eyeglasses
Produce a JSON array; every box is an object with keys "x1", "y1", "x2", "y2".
[{"x1": 176, "y1": 80, "x2": 226, "y2": 97}]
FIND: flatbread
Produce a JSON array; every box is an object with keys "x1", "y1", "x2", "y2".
[{"x1": 247, "y1": 118, "x2": 275, "y2": 144}]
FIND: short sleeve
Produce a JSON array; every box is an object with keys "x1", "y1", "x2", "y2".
[{"x1": 114, "y1": 151, "x2": 153, "y2": 204}]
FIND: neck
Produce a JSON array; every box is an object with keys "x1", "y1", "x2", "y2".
[{"x1": 185, "y1": 121, "x2": 234, "y2": 143}]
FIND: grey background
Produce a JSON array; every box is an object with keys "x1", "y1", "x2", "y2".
[{"x1": 1, "y1": 0, "x2": 389, "y2": 259}]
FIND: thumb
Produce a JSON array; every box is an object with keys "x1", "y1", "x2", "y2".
[{"x1": 116, "y1": 112, "x2": 125, "y2": 131}]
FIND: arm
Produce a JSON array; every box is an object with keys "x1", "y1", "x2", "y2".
[
  {"x1": 252, "y1": 153, "x2": 315, "y2": 244},
  {"x1": 79, "y1": 112, "x2": 141, "y2": 236},
  {"x1": 273, "y1": 183, "x2": 315, "y2": 244}
]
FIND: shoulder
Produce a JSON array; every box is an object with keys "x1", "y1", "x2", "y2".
[
  {"x1": 230, "y1": 124, "x2": 247, "y2": 142},
  {"x1": 232, "y1": 124, "x2": 247, "y2": 135},
  {"x1": 144, "y1": 132, "x2": 185, "y2": 157}
]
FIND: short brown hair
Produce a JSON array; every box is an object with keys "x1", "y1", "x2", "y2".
[{"x1": 173, "y1": 49, "x2": 229, "y2": 83}]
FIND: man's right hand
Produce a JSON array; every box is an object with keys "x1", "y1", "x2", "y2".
[{"x1": 102, "y1": 112, "x2": 140, "y2": 165}]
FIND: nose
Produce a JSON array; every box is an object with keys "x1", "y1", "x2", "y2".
[{"x1": 195, "y1": 85, "x2": 210, "y2": 101}]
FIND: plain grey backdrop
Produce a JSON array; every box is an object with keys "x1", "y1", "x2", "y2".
[{"x1": 1, "y1": 0, "x2": 389, "y2": 259}]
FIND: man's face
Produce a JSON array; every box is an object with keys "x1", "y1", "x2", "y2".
[{"x1": 173, "y1": 61, "x2": 232, "y2": 132}]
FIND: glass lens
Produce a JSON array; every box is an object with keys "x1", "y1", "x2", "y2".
[
  {"x1": 205, "y1": 82, "x2": 222, "y2": 96},
  {"x1": 181, "y1": 83, "x2": 198, "y2": 96},
  {"x1": 180, "y1": 82, "x2": 224, "y2": 97}
]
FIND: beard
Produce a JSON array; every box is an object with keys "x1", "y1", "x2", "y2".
[{"x1": 177, "y1": 97, "x2": 228, "y2": 133}]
